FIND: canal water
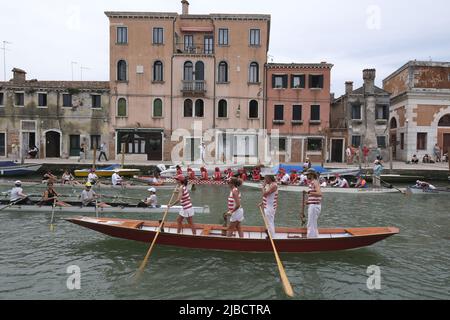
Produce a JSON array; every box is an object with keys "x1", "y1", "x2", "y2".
[{"x1": 0, "y1": 183, "x2": 448, "y2": 300}]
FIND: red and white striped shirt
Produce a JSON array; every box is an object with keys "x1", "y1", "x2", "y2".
[
  {"x1": 228, "y1": 187, "x2": 241, "y2": 211},
  {"x1": 307, "y1": 182, "x2": 322, "y2": 205},
  {"x1": 180, "y1": 186, "x2": 193, "y2": 210},
  {"x1": 263, "y1": 183, "x2": 278, "y2": 211}
]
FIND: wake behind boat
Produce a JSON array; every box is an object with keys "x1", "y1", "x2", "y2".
[
  {"x1": 65, "y1": 217, "x2": 399, "y2": 253},
  {"x1": 242, "y1": 181, "x2": 403, "y2": 194}
]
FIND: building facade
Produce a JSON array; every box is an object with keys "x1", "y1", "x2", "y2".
[
  {"x1": 266, "y1": 63, "x2": 333, "y2": 163},
  {"x1": 330, "y1": 69, "x2": 391, "y2": 162},
  {"x1": 383, "y1": 61, "x2": 450, "y2": 162},
  {"x1": 0, "y1": 68, "x2": 110, "y2": 160},
  {"x1": 106, "y1": 1, "x2": 271, "y2": 164}
]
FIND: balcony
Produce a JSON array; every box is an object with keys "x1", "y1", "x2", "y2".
[
  {"x1": 175, "y1": 43, "x2": 214, "y2": 55},
  {"x1": 182, "y1": 80, "x2": 206, "y2": 96}
]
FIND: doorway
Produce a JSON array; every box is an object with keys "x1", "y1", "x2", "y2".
[
  {"x1": 444, "y1": 134, "x2": 450, "y2": 155},
  {"x1": 390, "y1": 133, "x2": 397, "y2": 160},
  {"x1": 146, "y1": 133, "x2": 163, "y2": 161},
  {"x1": 330, "y1": 139, "x2": 344, "y2": 163},
  {"x1": 69, "y1": 135, "x2": 81, "y2": 157},
  {"x1": 185, "y1": 138, "x2": 201, "y2": 162},
  {"x1": 45, "y1": 131, "x2": 61, "y2": 158}
]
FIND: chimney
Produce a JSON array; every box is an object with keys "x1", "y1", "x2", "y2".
[
  {"x1": 345, "y1": 81, "x2": 354, "y2": 95},
  {"x1": 12, "y1": 68, "x2": 27, "y2": 83},
  {"x1": 181, "y1": 0, "x2": 189, "y2": 15},
  {"x1": 363, "y1": 69, "x2": 376, "y2": 94}
]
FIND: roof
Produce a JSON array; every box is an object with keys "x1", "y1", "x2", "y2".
[
  {"x1": 351, "y1": 85, "x2": 390, "y2": 95},
  {"x1": 0, "y1": 80, "x2": 110, "y2": 91},
  {"x1": 383, "y1": 60, "x2": 450, "y2": 83},
  {"x1": 267, "y1": 63, "x2": 333, "y2": 70},
  {"x1": 105, "y1": 11, "x2": 270, "y2": 21}
]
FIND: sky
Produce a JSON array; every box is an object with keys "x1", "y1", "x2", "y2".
[{"x1": 1, "y1": 0, "x2": 449, "y2": 96}]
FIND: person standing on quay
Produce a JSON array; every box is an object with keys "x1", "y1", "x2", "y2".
[
  {"x1": 373, "y1": 160, "x2": 384, "y2": 188},
  {"x1": 362, "y1": 145, "x2": 370, "y2": 168},
  {"x1": 305, "y1": 169, "x2": 322, "y2": 238},
  {"x1": 98, "y1": 142, "x2": 108, "y2": 162}
]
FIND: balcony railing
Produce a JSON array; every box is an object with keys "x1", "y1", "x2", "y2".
[
  {"x1": 175, "y1": 43, "x2": 214, "y2": 55},
  {"x1": 182, "y1": 80, "x2": 206, "y2": 96}
]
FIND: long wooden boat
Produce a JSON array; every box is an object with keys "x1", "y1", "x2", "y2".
[
  {"x1": 75, "y1": 165, "x2": 140, "y2": 177},
  {"x1": 406, "y1": 186, "x2": 450, "y2": 195},
  {"x1": 0, "y1": 162, "x2": 42, "y2": 176},
  {"x1": 65, "y1": 217, "x2": 399, "y2": 253},
  {"x1": 0, "y1": 181, "x2": 180, "y2": 191},
  {"x1": 243, "y1": 181, "x2": 403, "y2": 194},
  {"x1": 136, "y1": 176, "x2": 229, "y2": 186},
  {"x1": 0, "y1": 200, "x2": 210, "y2": 215}
]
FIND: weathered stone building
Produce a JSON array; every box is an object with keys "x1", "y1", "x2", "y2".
[
  {"x1": 330, "y1": 69, "x2": 391, "y2": 162},
  {"x1": 0, "y1": 68, "x2": 110, "y2": 160},
  {"x1": 383, "y1": 61, "x2": 450, "y2": 161}
]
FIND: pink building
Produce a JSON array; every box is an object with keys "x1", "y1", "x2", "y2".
[{"x1": 266, "y1": 63, "x2": 333, "y2": 163}]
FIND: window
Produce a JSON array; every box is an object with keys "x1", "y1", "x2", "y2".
[
  {"x1": 218, "y1": 61, "x2": 228, "y2": 83},
  {"x1": 271, "y1": 137, "x2": 287, "y2": 152},
  {"x1": 291, "y1": 75, "x2": 306, "y2": 88},
  {"x1": 195, "y1": 99, "x2": 204, "y2": 117},
  {"x1": 274, "y1": 105, "x2": 284, "y2": 121},
  {"x1": 249, "y1": 62, "x2": 259, "y2": 83},
  {"x1": 15, "y1": 92, "x2": 24, "y2": 106},
  {"x1": 118, "y1": 132, "x2": 147, "y2": 155},
  {"x1": 117, "y1": 60, "x2": 127, "y2": 81},
  {"x1": 310, "y1": 105, "x2": 321, "y2": 121},
  {"x1": 38, "y1": 93, "x2": 47, "y2": 107},
  {"x1": 90, "y1": 135, "x2": 101, "y2": 150},
  {"x1": 204, "y1": 36, "x2": 214, "y2": 54},
  {"x1": 91, "y1": 95, "x2": 101, "y2": 109},
  {"x1": 117, "y1": 98, "x2": 127, "y2": 117},
  {"x1": 249, "y1": 100, "x2": 259, "y2": 119},
  {"x1": 62, "y1": 94, "x2": 72, "y2": 107},
  {"x1": 153, "y1": 28, "x2": 164, "y2": 44},
  {"x1": 69, "y1": 135, "x2": 81, "y2": 157},
  {"x1": 0, "y1": 92, "x2": 3, "y2": 106},
  {"x1": 218, "y1": 100, "x2": 227, "y2": 118},
  {"x1": 0, "y1": 133, "x2": 5, "y2": 156},
  {"x1": 184, "y1": 61, "x2": 193, "y2": 81},
  {"x1": 272, "y1": 75, "x2": 288, "y2": 89},
  {"x1": 376, "y1": 105, "x2": 389, "y2": 120},
  {"x1": 352, "y1": 104, "x2": 362, "y2": 120},
  {"x1": 438, "y1": 114, "x2": 450, "y2": 127},
  {"x1": 309, "y1": 75, "x2": 324, "y2": 89},
  {"x1": 117, "y1": 27, "x2": 128, "y2": 44},
  {"x1": 400, "y1": 133, "x2": 404, "y2": 150},
  {"x1": 218, "y1": 28, "x2": 229, "y2": 45},
  {"x1": 153, "y1": 61, "x2": 163, "y2": 82},
  {"x1": 352, "y1": 136, "x2": 362, "y2": 148},
  {"x1": 184, "y1": 35, "x2": 194, "y2": 52},
  {"x1": 153, "y1": 99, "x2": 163, "y2": 118},
  {"x1": 293, "y1": 105, "x2": 302, "y2": 121},
  {"x1": 307, "y1": 138, "x2": 323, "y2": 151},
  {"x1": 184, "y1": 99, "x2": 193, "y2": 117},
  {"x1": 417, "y1": 133, "x2": 427, "y2": 150},
  {"x1": 377, "y1": 136, "x2": 387, "y2": 149},
  {"x1": 249, "y1": 29, "x2": 260, "y2": 46}
]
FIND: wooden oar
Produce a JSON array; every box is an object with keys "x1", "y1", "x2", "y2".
[
  {"x1": 49, "y1": 198, "x2": 57, "y2": 232},
  {"x1": 380, "y1": 178, "x2": 406, "y2": 195},
  {"x1": 300, "y1": 191, "x2": 307, "y2": 226},
  {"x1": 0, "y1": 198, "x2": 23, "y2": 212},
  {"x1": 258, "y1": 205, "x2": 294, "y2": 298},
  {"x1": 135, "y1": 187, "x2": 179, "y2": 278}
]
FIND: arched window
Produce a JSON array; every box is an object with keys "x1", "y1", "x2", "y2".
[
  {"x1": 218, "y1": 61, "x2": 228, "y2": 83},
  {"x1": 390, "y1": 118, "x2": 398, "y2": 129},
  {"x1": 184, "y1": 61, "x2": 193, "y2": 81},
  {"x1": 117, "y1": 60, "x2": 127, "y2": 81},
  {"x1": 153, "y1": 99, "x2": 163, "y2": 118},
  {"x1": 117, "y1": 98, "x2": 127, "y2": 117},
  {"x1": 195, "y1": 99, "x2": 204, "y2": 118},
  {"x1": 195, "y1": 61, "x2": 205, "y2": 81},
  {"x1": 249, "y1": 100, "x2": 259, "y2": 118},
  {"x1": 438, "y1": 114, "x2": 450, "y2": 127},
  {"x1": 249, "y1": 62, "x2": 259, "y2": 83},
  {"x1": 184, "y1": 99, "x2": 193, "y2": 117},
  {"x1": 218, "y1": 100, "x2": 227, "y2": 118},
  {"x1": 153, "y1": 61, "x2": 163, "y2": 82}
]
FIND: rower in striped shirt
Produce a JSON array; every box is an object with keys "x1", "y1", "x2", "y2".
[
  {"x1": 305, "y1": 168, "x2": 322, "y2": 238},
  {"x1": 169, "y1": 175, "x2": 197, "y2": 235},
  {"x1": 259, "y1": 175, "x2": 278, "y2": 238}
]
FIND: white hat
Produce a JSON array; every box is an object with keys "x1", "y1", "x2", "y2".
[
  {"x1": 148, "y1": 188, "x2": 156, "y2": 193},
  {"x1": 15, "y1": 180, "x2": 22, "y2": 185},
  {"x1": 114, "y1": 169, "x2": 120, "y2": 173}
]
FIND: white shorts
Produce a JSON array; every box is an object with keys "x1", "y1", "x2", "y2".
[
  {"x1": 230, "y1": 207, "x2": 245, "y2": 223},
  {"x1": 179, "y1": 207, "x2": 195, "y2": 218}
]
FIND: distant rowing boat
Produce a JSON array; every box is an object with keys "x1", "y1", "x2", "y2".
[
  {"x1": 75, "y1": 165, "x2": 140, "y2": 177},
  {"x1": 65, "y1": 217, "x2": 399, "y2": 253},
  {"x1": 243, "y1": 181, "x2": 403, "y2": 194},
  {"x1": 0, "y1": 200, "x2": 210, "y2": 215},
  {"x1": 0, "y1": 162, "x2": 42, "y2": 176},
  {"x1": 406, "y1": 186, "x2": 450, "y2": 195}
]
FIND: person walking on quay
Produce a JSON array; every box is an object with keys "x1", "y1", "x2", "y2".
[
  {"x1": 169, "y1": 175, "x2": 197, "y2": 236},
  {"x1": 259, "y1": 175, "x2": 278, "y2": 238},
  {"x1": 98, "y1": 142, "x2": 108, "y2": 162},
  {"x1": 362, "y1": 145, "x2": 370, "y2": 168},
  {"x1": 346, "y1": 146, "x2": 352, "y2": 165},
  {"x1": 225, "y1": 177, "x2": 244, "y2": 238},
  {"x1": 78, "y1": 143, "x2": 86, "y2": 163},
  {"x1": 433, "y1": 144, "x2": 441, "y2": 163},
  {"x1": 373, "y1": 160, "x2": 384, "y2": 188},
  {"x1": 305, "y1": 169, "x2": 322, "y2": 239}
]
